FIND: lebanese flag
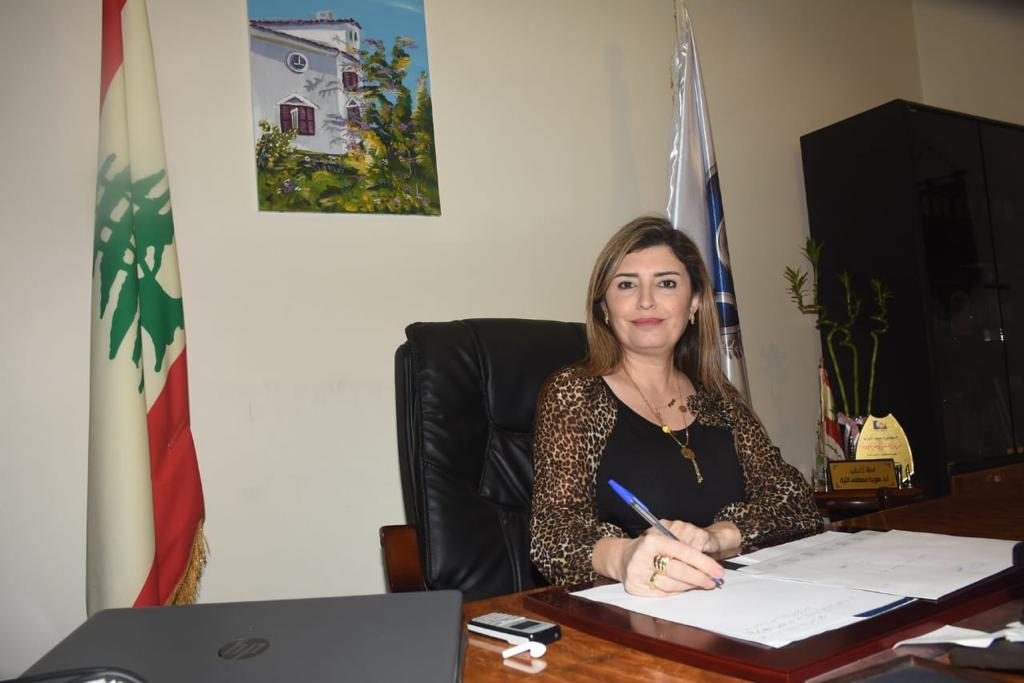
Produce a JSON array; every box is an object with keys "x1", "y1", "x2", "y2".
[
  {"x1": 88, "y1": 0, "x2": 205, "y2": 614},
  {"x1": 820, "y1": 361, "x2": 844, "y2": 461}
]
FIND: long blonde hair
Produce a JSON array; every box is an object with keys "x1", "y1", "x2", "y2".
[{"x1": 579, "y1": 215, "x2": 735, "y2": 398}]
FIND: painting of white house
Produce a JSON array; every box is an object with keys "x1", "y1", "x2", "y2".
[{"x1": 248, "y1": 1, "x2": 439, "y2": 215}]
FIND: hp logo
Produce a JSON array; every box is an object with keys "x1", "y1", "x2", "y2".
[{"x1": 218, "y1": 638, "x2": 270, "y2": 660}]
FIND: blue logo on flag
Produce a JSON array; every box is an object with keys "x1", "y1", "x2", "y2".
[{"x1": 705, "y1": 172, "x2": 739, "y2": 329}]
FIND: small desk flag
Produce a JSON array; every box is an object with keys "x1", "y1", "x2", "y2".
[
  {"x1": 820, "y1": 359, "x2": 845, "y2": 462},
  {"x1": 666, "y1": 1, "x2": 751, "y2": 401},
  {"x1": 88, "y1": 0, "x2": 206, "y2": 614}
]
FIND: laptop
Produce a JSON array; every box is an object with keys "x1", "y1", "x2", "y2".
[{"x1": 24, "y1": 591, "x2": 464, "y2": 682}]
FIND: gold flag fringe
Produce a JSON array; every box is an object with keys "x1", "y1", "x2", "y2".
[{"x1": 167, "y1": 520, "x2": 208, "y2": 605}]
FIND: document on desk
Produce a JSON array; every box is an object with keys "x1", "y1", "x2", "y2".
[
  {"x1": 728, "y1": 530, "x2": 854, "y2": 565},
  {"x1": 573, "y1": 572, "x2": 902, "y2": 648},
  {"x1": 738, "y1": 529, "x2": 1019, "y2": 600}
]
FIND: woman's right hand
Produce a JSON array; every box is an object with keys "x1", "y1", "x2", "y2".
[{"x1": 593, "y1": 532, "x2": 725, "y2": 596}]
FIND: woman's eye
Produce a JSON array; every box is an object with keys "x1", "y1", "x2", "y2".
[
  {"x1": 617, "y1": 281, "x2": 636, "y2": 290},
  {"x1": 658, "y1": 280, "x2": 678, "y2": 288}
]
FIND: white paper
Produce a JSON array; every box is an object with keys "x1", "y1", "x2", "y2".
[
  {"x1": 572, "y1": 570, "x2": 901, "y2": 648},
  {"x1": 572, "y1": 531, "x2": 1018, "y2": 648},
  {"x1": 894, "y1": 621, "x2": 1024, "y2": 648},
  {"x1": 729, "y1": 530, "x2": 869, "y2": 565},
  {"x1": 738, "y1": 530, "x2": 1018, "y2": 600},
  {"x1": 894, "y1": 625, "x2": 1000, "y2": 648}
]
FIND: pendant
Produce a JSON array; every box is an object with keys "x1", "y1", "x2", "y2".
[{"x1": 680, "y1": 446, "x2": 703, "y2": 484}]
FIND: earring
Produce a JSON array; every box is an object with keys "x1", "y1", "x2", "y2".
[
  {"x1": 689, "y1": 310, "x2": 696, "y2": 325},
  {"x1": 604, "y1": 313, "x2": 610, "y2": 325}
]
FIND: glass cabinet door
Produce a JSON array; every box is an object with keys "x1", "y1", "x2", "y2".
[
  {"x1": 981, "y1": 122, "x2": 1024, "y2": 460},
  {"x1": 909, "y1": 110, "x2": 1014, "y2": 466}
]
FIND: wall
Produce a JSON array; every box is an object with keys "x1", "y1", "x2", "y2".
[
  {"x1": 0, "y1": 0, "x2": 98, "y2": 674},
  {"x1": 913, "y1": 0, "x2": 1024, "y2": 125},
  {"x1": 1, "y1": 0, "x2": 1019, "y2": 676}
]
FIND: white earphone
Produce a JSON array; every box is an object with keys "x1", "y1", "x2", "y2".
[{"x1": 501, "y1": 640, "x2": 547, "y2": 659}]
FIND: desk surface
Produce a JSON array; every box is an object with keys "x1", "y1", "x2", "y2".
[
  {"x1": 462, "y1": 596, "x2": 1023, "y2": 682},
  {"x1": 463, "y1": 589, "x2": 739, "y2": 682},
  {"x1": 815, "y1": 486, "x2": 926, "y2": 510},
  {"x1": 462, "y1": 492, "x2": 1024, "y2": 682},
  {"x1": 832, "y1": 490, "x2": 1024, "y2": 540}
]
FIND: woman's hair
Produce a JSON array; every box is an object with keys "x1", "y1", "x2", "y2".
[{"x1": 579, "y1": 215, "x2": 735, "y2": 398}]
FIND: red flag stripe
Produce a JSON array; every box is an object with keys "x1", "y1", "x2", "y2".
[
  {"x1": 100, "y1": 0, "x2": 128, "y2": 104},
  {"x1": 134, "y1": 350, "x2": 205, "y2": 606}
]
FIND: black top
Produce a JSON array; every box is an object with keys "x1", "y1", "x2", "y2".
[{"x1": 595, "y1": 388, "x2": 747, "y2": 536}]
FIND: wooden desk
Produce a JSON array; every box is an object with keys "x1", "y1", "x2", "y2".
[
  {"x1": 815, "y1": 487, "x2": 928, "y2": 521},
  {"x1": 463, "y1": 592, "x2": 1024, "y2": 682},
  {"x1": 463, "y1": 589, "x2": 740, "y2": 682},
  {"x1": 831, "y1": 490, "x2": 1024, "y2": 540},
  {"x1": 462, "y1": 493, "x2": 1024, "y2": 682},
  {"x1": 950, "y1": 462, "x2": 1024, "y2": 497}
]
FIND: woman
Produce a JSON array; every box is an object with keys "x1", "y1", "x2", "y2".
[{"x1": 530, "y1": 216, "x2": 822, "y2": 596}]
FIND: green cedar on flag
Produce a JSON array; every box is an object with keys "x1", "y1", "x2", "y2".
[{"x1": 88, "y1": 0, "x2": 206, "y2": 614}]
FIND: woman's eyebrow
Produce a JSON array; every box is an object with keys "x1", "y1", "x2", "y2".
[{"x1": 612, "y1": 270, "x2": 683, "y2": 278}]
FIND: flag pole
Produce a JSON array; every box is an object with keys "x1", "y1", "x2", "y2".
[{"x1": 666, "y1": 0, "x2": 751, "y2": 403}]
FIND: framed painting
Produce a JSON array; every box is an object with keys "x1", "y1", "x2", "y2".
[{"x1": 248, "y1": 0, "x2": 440, "y2": 215}]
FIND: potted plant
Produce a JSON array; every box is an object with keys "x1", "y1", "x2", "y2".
[{"x1": 785, "y1": 237, "x2": 894, "y2": 459}]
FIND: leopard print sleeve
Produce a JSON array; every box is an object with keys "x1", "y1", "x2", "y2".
[
  {"x1": 529, "y1": 368, "x2": 627, "y2": 586},
  {"x1": 712, "y1": 397, "x2": 824, "y2": 550}
]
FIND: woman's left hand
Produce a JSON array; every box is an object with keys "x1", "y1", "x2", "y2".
[{"x1": 654, "y1": 520, "x2": 742, "y2": 555}]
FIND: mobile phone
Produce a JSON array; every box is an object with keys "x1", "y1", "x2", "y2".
[{"x1": 467, "y1": 612, "x2": 562, "y2": 644}]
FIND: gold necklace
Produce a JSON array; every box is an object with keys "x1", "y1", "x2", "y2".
[{"x1": 622, "y1": 369, "x2": 703, "y2": 484}]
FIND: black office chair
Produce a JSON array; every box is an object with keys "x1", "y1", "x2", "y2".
[{"x1": 380, "y1": 318, "x2": 587, "y2": 601}]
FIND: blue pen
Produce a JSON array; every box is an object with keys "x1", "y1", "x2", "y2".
[{"x1": 608, "y1": 479, "x2": 725, "y2": 587}]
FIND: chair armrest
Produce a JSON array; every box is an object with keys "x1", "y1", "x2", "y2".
[{"x1": 380, "y1": 524, "x2": 427, "y2": 592}]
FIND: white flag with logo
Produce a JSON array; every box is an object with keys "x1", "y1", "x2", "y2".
[{"x1": 666, "y1": 1, "x2": 750, "y2": 401}]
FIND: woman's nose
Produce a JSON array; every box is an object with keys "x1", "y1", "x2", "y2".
[{"x1": 638, "y1": 283, "x2": 655, "y2": 309}]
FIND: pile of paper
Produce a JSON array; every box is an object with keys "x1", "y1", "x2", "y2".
[
  {"x1": 737, "y1": 529, "x2": 1019, "y2": 600},
  {"x1": 575, "y1": 572, "x2": 903, "y2": 648},
  {"x1": 573, "y1": 530, "x2": 1019, "y2": 648}
]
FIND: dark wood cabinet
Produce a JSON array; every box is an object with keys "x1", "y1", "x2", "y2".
[{"x1": 800, "y1": 100, "x2": 1024, "y2": 493}]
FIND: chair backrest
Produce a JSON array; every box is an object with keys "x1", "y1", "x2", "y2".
[{"x1": 395, "y1": 318, "x2": 587, "y2": 601}]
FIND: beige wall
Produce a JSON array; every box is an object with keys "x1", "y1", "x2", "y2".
[
  {"x1": 913, "y1": 0, "x2": 1024, "y2": 125},
  {"x1": 0, "y1": 0, "x2": 1020, "y2": 675}
]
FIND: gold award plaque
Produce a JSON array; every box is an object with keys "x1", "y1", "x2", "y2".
[
  {"x1": 829, "y1": 459, "x2": 899, "y2": 490},
  {"x1": 854, "y1": 413, "x2": 914, "y2": 481}
]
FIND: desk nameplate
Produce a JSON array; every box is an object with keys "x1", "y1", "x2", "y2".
[
  {"x1": 524, "y1": 566, "x2": 1024, "y2": 683},
  {"x1": 829, "y1": 458, "x2": 898, "y2": 490}
]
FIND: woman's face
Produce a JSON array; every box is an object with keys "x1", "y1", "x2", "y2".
[{"x1": 602, "y1": 245, "x2": 699, "y2": 360}]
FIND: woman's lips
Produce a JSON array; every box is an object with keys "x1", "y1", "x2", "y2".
[{"x1": 632, "y1": 317, "x2": 663, "y2": 327}]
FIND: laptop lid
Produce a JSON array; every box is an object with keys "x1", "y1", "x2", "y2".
[{"x1": 24, "y1": 591, "x2": 464, "y2": 682}]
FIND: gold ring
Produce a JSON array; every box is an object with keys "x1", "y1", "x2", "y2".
[
  {"x1": 649, "y1": 571, "x2": 659, "y2": 590},
  {"x1": 653, "y1": 554, "x2": 669, "y2": 574}
]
